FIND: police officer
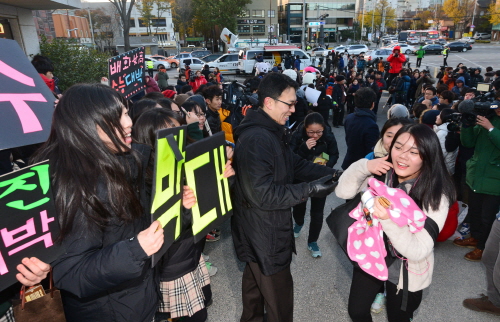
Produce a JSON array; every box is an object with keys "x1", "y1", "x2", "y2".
[
  {"x1": 146, "y1": 59, "x2": 154, "y2": 77},
  {"x1": 442, "y1": 46, "x2": 450, "y2": 67}
]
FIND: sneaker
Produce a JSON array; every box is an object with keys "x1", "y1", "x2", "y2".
[
  {"x1": 308, "y1": 242, "x2": 322, "y2": 258},
  {"x1": 293, "y1": 224, "x2": 303, "y2": 238},
  {"x1": 206, "y1": 262, "x2": 218, "y2": 276},
  {"x1": 211, "y1": 228, "x2": 221, "y2": 235},
  {"x1": 206, "y1": 232, "x2": 220, "y2": 242},
  {"x1": 459, "y1": 223, "x2": 471, "y2": 238},
  {"x1": 463, "y1": 294, "x2": 500, "y2": 316},
  {"x1": 371, "y1": 293, "x2": 386, "y2": 314},
  {"x1": 202, "y1": 252, "x2": 209, "y2": 261}
]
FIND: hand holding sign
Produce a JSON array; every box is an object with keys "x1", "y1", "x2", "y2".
[
  {"x1": 137, "y1": 221, "x2": 164, "y2": 256},
  {"x1": 182, "y1": 186, "x2": 197, "y2": 209},
  {"x1": 16, "y1": 257, "x2": 50, "y2": 287}
]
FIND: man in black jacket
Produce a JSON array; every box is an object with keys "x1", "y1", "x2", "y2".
[
  {"x1": 202, "y1": 85, "x2": 223, "y2": 134},
  {"x1": 341, "y1": 87, "x2": 380, "y2": 169},
  {"x1": 232, "y1": 73, "x2": 341, "y2": 322}
]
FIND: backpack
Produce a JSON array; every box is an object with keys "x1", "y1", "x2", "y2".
[{"x1": 325, "y1": 81, "x2": 335, "y2": 96}]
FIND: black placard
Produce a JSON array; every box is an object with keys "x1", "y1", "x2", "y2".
[{"x1": 108, "y1": 47, "x2": 146, "y2": 99}]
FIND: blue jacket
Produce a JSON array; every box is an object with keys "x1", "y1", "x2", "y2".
[
  {"x1": 357, "y1": 59, "x2": 367, "y2": 69},
  {"x1": 417, "y1": 95, "x2": 439, "y2": 105},
  {"x1": 338, "y1": 58, "x2": 345, "y2": 69},
  {"x1": 396, "y1": 75, "x2": 411, "y2": 92},
  {"x1": 294, "y1": 59, "x2": 301, "y2": 70},
  {"x1": 341, "y1": 107, "x2": 380, "y2": 169}
]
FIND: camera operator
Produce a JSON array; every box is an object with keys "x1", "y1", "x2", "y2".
[
  {"x1": 386, "y1": 46, "x2": 406, "y2": 87},
  {"x1": 470, "y1": 68, "x2": 485, "y2": 89},
  {"x1": 453, "y1": 98, "x2": 500, "y2": 262}
]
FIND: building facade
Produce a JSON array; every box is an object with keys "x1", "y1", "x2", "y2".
[
  {"x1": 236, "y1": 0, "x2": 279, "y2": 45},
  {"x1": 0, "y1": 0, "x2": 82, "y2": 56},
  {"x1": 278, "y1": 0, "x2": 356, "y2": 46}
]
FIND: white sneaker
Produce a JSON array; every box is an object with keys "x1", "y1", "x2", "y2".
[
  {"x1": 202, "y1": 252, "x2": 210, "y2": 261},
  {"x1": 371, "y1": 293, "x2": 386, "y2": 314}
]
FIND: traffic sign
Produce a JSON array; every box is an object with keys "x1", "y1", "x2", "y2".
[
  {"x1": 470, "y1": 25, "x2": 475, "y2": 28},
  {"x1": 309, "y1": 21, "x2": 325, "y2": 26}
]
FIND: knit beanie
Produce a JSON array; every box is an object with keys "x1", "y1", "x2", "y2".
[
  {"x1": 387, "y1": 104, "x2": 409, "y2": 119},
  {"x1": 174, "y1": 94, "x2": 189, "y2": 107},
  {"x1": 162, "y1": 89, "x2": 176, "y2": 99}
]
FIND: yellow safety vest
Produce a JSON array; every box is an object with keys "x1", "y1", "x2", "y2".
[{"x1": 146, "y1": 61, "x2": 154, "y2": 69}]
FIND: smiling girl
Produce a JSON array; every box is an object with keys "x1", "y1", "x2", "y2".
[{"x1": 336, "y1": 123, "x2": 456, "y2": 322}]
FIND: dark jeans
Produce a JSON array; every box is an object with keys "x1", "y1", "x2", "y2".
[
  {"x1": 348, "y1": 267, "x2": 422, "y2": 322},
  {"x1": 443, "y1": 57, "x2": 448, "y2": 67},
  {"x1": 468, "y1": 185, "x2": 500, "y2": 250},
  {"x1": 240, "y1": 262, "x2": 293, "y2": 322},
  {"x1": 416, "y1": 58, "x2": 422, "y2": 67},
  {"x1": 333, "y1": 103, "x2": 345, "y2": 126},
  {"x1": 373, "y1": 96, "x2": 381, "y2": 114},
  {"x1": 293, "y1": 196, "x2": 327, "y2": 243}
]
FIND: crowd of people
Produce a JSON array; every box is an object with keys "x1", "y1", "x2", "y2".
[{"x1": 0, "y1": 48, "x2": 499, "y2": 322}]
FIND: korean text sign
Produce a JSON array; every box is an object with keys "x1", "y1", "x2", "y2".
[
  {"x1": 0, "y1": 39, "x2": 56, "y2": 150},
  {"x1": 108, "y1": 47, "x2": 145, "y2": 99},
  {"x1": 151, "y1": 129, "x2": 232, "y2": 266},
  {"x1": 0, "y1": 161, "x2": 62, "y2": 291}
]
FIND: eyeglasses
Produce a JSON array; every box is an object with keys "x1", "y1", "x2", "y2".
[
  {"x1": 195, "y1": 113, "x2": 205, "y2": 118},
  {"x1": 273, "y1": 98, "x2": 298, "y2": 108},
  {"x1": 307, "y1": 130, "x2": 323, "y2": 135}
]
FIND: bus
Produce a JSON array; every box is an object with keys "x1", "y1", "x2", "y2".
[
  {"x1": 399, "y1": 30, "x2": 439, "y2": 43},
  {"x1": 237, "y1": 45, "x2": 311, "y2": 74}
]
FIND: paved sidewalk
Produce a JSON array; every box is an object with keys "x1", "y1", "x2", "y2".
[{"x1": 203, "y1": 98, "x2": 493, "y2": 322}]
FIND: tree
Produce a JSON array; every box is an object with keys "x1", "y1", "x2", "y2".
[
  {"x1": 170, "y1": 0, "x2": 194, "y2": 41},
  {"x1": 442, "y1": 0, "x2": 475, "y2": 33},
  {"x1": 136, "y1": 0, "x2": 154, "y2": 35},
  {"x1": 191, "y1": 0, "x2": 251, "y2": 50},
  {"x1": 152, "y1": 0, "x2": 171, "y2": 35},
  {"x1": 414, "y1": 11, "x2": 434, "y2": 30},
  {"x1": 39, "y1": 36, "x2": 109, "y2": 91},
  {"x1": 356, "y1": 0, "x2": 396, "y2": 34},
  {"x1": 488, "y1": 1, "x2": 500, "y2": 25},
  {"x1": 109, "y1": 0, "x2": 136, "y2": 51},
  {"x1": 75, "y1": 7, "x2": 121, "y2": 52}
]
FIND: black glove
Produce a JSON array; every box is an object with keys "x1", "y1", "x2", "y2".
[
  {"x1": 332, "y1": 169, "x2": 343, "y2": 182},
  {"x1": 309, "y1": 175, "x2": 339, "y2": 198}
]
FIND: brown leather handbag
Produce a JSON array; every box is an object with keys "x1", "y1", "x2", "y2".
[{"x1": 12, "y1": 269, "x2": 66, "y2": 322}]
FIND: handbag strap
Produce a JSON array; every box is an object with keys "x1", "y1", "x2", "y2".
[{"x1": 20, "y1": 268, "x2": 55, "y2": 310}]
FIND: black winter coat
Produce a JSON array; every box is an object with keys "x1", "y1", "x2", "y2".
[
  {"x1": 231, "y1": 109, "x2": 335, "y2": 275},
  {"x1": 206, "y1": 108, "x2": 221, "y2": 134},
  {"x1": 290, "y1": 123, "x2": 339, "y2": 168},
  {"x1": 341, "y1": 107, "x2": 379, "y2": 170},
  {"x1": 52, "y1": 144, "x2": 159, "y2": 322}
]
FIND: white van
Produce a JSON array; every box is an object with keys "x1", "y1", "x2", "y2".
[
  {"x1": 238, "y1": 45, "x2": 311, "y2": 74},
  {"x1": 208, "y1": 53, "x2": 240, "y2": 73}
]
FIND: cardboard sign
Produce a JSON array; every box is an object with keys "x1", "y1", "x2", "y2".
[
  {"x1": 151, "y1": 129, "x2": 232, "y2": 266},
  {"x1": 0, "y1": 161, "x2": 62, "y2": 291},
  {"x1": 108, "y1": 47, "x2": 145, "y2": 99},
  {"x1": 0, "y1": 39, "x2": 56, "y2": 150}
]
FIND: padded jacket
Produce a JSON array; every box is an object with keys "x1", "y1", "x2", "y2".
[
  {"x1": 387, "y1": 46, "x2": 406, "y2": 74},
  {"x1": 52, "y1": 144, "x2": 159, "y2": 322},
  {"x1": 231, "y1": 108, "x2": 335, "y2": 275},
  {"x1": 290, "y1": 123, "x2": 340, "y2": 168}
]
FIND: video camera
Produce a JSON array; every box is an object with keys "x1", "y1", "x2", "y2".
[
  {"x1": 447, "y1": 91, "x2": 499, "y2": 131},
  {"x1": 221, "y1": 81, "x2": 259, "y2": 127}
]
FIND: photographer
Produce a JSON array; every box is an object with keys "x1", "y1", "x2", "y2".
[
  {"x1": 386, "y1": 46, "x2": 406, "y2": 86},
  {"x1": 453, "y1": 100, "x2": 500, "y2": 262},
  {"x1": 188, "y1": 70, "x2": 207, "y2": 93},
  {"x1": 441, "y1": 67, "x2": 455, "y2": 91}
]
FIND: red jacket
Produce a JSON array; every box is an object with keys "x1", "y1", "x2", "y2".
[
  {"x1": 189, "y1": 75, "x2": 207, "y2": 93},
  {"x1": 39, "y1": 73, "x2": 55, "y2": 92},
  {"x1": 386, "y1": 46, "x2": 406, "y2": 74}
]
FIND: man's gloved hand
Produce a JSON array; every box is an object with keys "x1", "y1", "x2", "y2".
[
  {"x1": 332, "y1": 169, "x2": 343, "y2": 182},
  {"x1": 309, "y1": 175, "x2": 338, "y2": 198}
]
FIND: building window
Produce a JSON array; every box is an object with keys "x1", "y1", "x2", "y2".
[
  {"x1": 152, "y1": 18, "x2": 167, "y2": 27},
  {"x1": 253, "y1": 25, "x2": 265, "y2": 33},
  {"x1": 267, "y1": 10, "x2": 275, "y2": 18},
  {"x1": 129, "y1": 19, "x2": 136, "y2": 27},
  {"x1": 237, "y1": 25, "x2": 251, "y2": 33},
  {"x1": 289, "y1": 17, "x2": 303, "y2": 25},
  {"x1": 239, "y1": 10, "x2": 250, "y2": 17},
  {"x1": 138, "y1": 18, "x2": 149, "y2": 27},
  {"x1": 289, "y1": 4, "x2": 303, "y2": 11},
  {"x1": 253, "y1": 10, "x2": 265, "y2": 17}
]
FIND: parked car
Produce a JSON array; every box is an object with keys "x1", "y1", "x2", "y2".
[
  {"x1": 346, "y1": 44, "x2": 369, "y2": 55},
  {"x1": 191, "y1": 50, "x2": 212, "y2": 58},
  {"x1": 307, "y1": 47, "x2": 329, "y2": 57},
  {"x1": 407, "y1": 37, "x2": 420, "y2": 45},
  {"x1": 446, "y1": 42, "x2": 472, "y2": 52},
  {"x1": 201, "y1": 53, "x2": 223, "y2": 62},
  {"x1": 459, "y1": 37, "x2": 475, "y2": 44},
  {"x1": 381, "y1": 43, "x2": 416, "y2": 54},
  {"x1": 144, "y1": 57, "x2": 170, "y2": 70},
  {"x1": 146, "y1": 55, "x2": 178, "y2": 68},
  {"x1": 474, "y1": 32, "x2": 491, "y2": 40},
  {"x1": 365, "y1": 49, "x2": 392, "y2": 66},
  {"x1": 434, "y1": 38, "x2": 447, "y2": 45},
  {"x1": 334, "y1": 45, "x2": 347, "y2": 52},
  {"x1": 416, "y1": 44, "x2": 444, "y2": 55},
  {"x1": 208, "y1": 53, "x2": 240, "y2": 73},
  {"x1": 177, "y1": 57, "x2": 207, "y2": 73}
]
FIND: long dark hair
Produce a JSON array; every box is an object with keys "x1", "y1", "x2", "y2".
[
  {"x1": 32, "y1": 84, "x2": 143, "y2": 240},
  {"x1": 387, "y1": 123, "x2": 456, "y2": 211}
]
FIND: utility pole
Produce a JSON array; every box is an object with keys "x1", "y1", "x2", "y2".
[
  {"x1": 371, "y1": 0, "x2": 375, "y2": 41},
  {"x1": 360, "y1": 0, "x2": 366, "y2": 41},
  {"x1": 471, "y1": 0, "x2": 477, "y2": 33},
  {"x1": 301, "y1": 0, "x2": 306, "y2": 49},
  {"x1": 87, "y1": 7, "x2": 95, "y2": 48}
]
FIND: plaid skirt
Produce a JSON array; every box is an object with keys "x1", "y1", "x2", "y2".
[
  {"x1": 158, "y1": 256, "x2": 211, "y2": 318},
  {"x1": 0, "y1": 306, "x2": 14, "y2": 322}
]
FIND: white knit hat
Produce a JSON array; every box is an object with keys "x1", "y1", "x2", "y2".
[
  {"x1": 282, "y1": 69, "x2": 297, "y2": 80},
  {"x1": 302, "y1": 73, "x2": 316, "y2": 85}
]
